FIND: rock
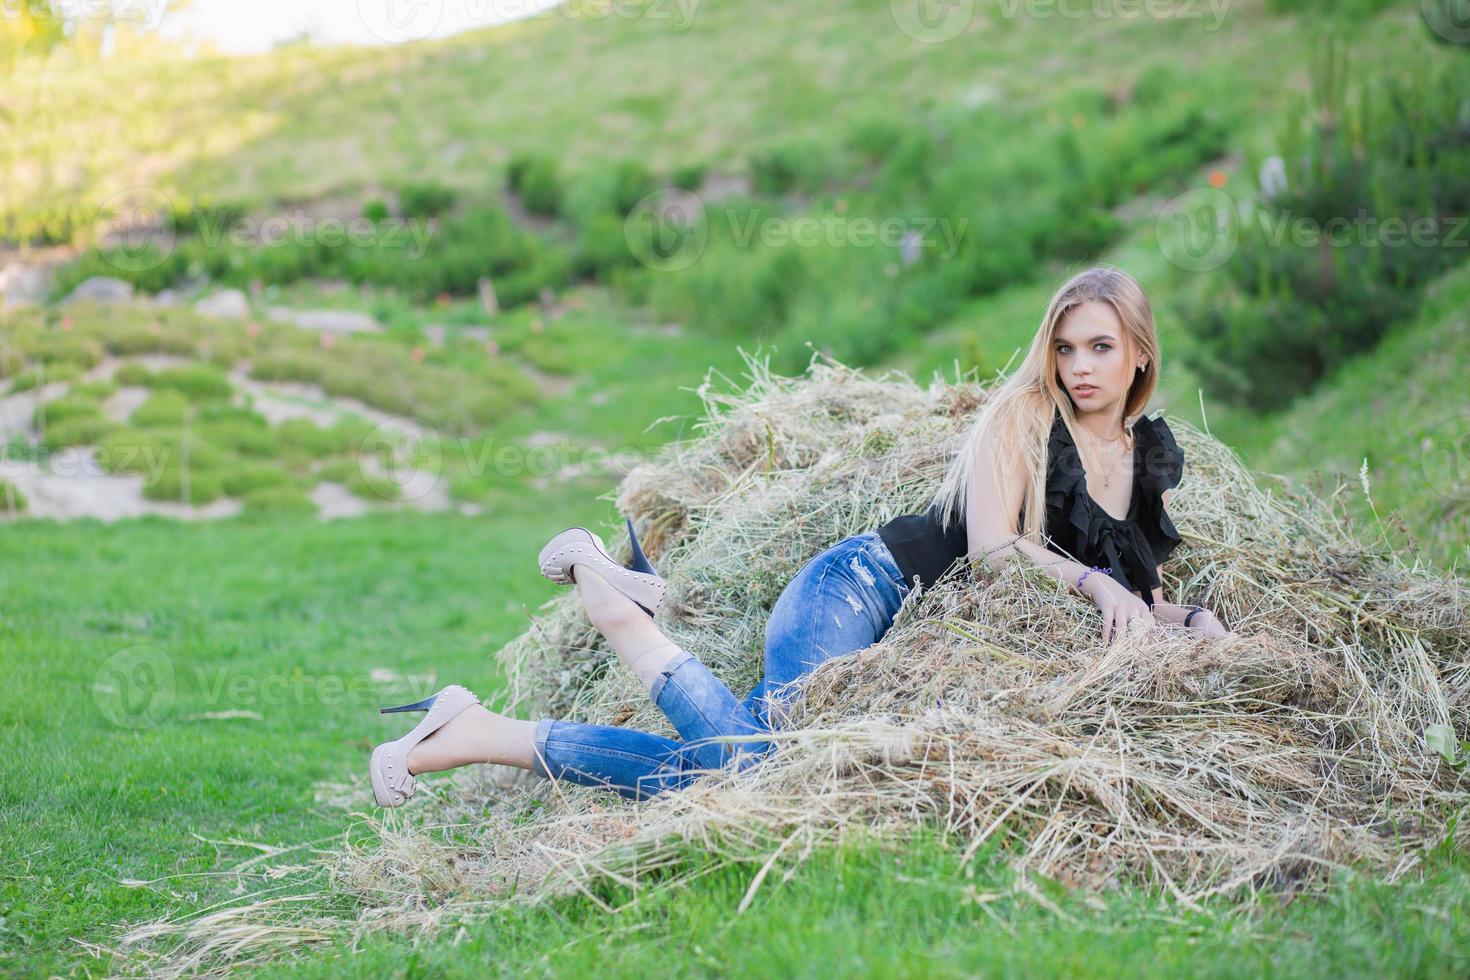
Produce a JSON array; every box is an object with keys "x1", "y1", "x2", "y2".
[
  {"x1": 62, "y1": 276, "x2": 133, "y2": 305},
  {"x1": 1259, "y1": 156, "x2": 1288, "y2": 201},
  {"x1": 478, "y1": 276, "x2": 499, "y2": 316},
  {"x1": 193, "y1": 289, "x2": 250, "y2": 319},
  {"x1": 153, "y1": 289, "x2": 181, "y2": 307},
  {"x1": 265, "y1": 307, "x2": 381, "y2": 334},
  {"x1": 0, "y1": 262, "x2": 52, "y2": 308}
]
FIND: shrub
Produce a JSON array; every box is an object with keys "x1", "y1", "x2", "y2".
[
  {"x1": 219, "y1": 462, "x2": 293, "y2": 496},
  {"x1": 362, "y1": 198, "x2": 390, "y2": 223},
  {"x1": 40, "y1": 415, "x2": 120, "y2": 450},
  {"x1": 670, "y1": 161, "x2": 708, "y2": 191},
  {"x1": 750, "y1": 140, "x2": 839, "y2": 196},
  {"x1": 71, "y1": 380, "x2": 117, "y2": 401},
  {"x1": 6, "y1": 363, "x2": 81, "y2": 392},
  {"x1": 608, "y1": 160, "x2": 657, "y2": 216},
  {"x1": 142, "y1": 463, "x2": 225, "y2": 505},
  {"x1": 274, "y1": 418, "x2": 359, "y2": 459},
  {"x1": 507, "y1": 154, "x2": 563, "y2": 217},
  {"x1": 200, "y1": 418, "x2": 278, "y2": 457},
  {"x1": 1182, "y1": 40, "x2": 1470, "y2": 410},
  {"x1": 397, "y1": 180, "x2": 457, "y2": 218},
  {"x1": 111, "y1": 362, "x2": 153, "y2": 387},
  {"x1": 34, "y1": 394, "x2": 104, "y2": 428},
  {"x1": 130, "y1": 390, "x2": 192, "y2": 428},
  {"x1": 151, "y1": 364, "x2": 233, "y2": 401},
  {"x1": 96, "y1": 428, "x2": 175, "y2": 477}
]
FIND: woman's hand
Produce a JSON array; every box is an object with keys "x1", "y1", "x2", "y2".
[
  {"x1": 1080, "y1": 573, "x2": 1154, "y2": 645},
  {"x1": 1183, "y1": 607, "x2": 1230, "y2": 639}
]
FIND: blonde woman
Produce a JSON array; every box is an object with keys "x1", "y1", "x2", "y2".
[{"x1": 369, "y1": 265, "x2": 1229, "y2": 808}]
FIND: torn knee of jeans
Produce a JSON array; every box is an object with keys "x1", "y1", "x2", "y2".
[
  {"x1": 848, "y1": 554, "x2": 876, "y2": 587},
  {"x1": 842, "y1": 591, "x2": 863, "y2": 615}
]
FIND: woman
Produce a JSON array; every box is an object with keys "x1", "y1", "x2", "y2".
[{"x1": 369, "y1": 265, "x2": 1229, "y2": 808}]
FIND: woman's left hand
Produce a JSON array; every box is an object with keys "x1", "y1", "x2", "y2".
[{"x1": 1184, "y1": 608, "x2": 1230, "y2": 639}]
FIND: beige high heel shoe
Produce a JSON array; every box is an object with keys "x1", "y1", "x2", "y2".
[
  {"x1": 369, "y1": 684, "x2": 480, "y2": 808},
  {"x1": 538, "y1": 516, "x2": 668, "y2": 617}
]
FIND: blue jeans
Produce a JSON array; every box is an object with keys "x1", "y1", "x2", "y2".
[{"x1": 530, "y1": 531, "x2": 912, "y2": 800}]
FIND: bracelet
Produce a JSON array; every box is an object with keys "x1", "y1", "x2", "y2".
[
  {"x1": 1183, "y1": 605, "x2": 1205, "y2": 627},
  {"x1": 1076, "y1": 566, "x2": 1111, "y2": 590}
]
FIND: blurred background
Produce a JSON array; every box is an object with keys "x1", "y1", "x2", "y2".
[
  {"x1": 3, "y1": 2, "x2": 1470, "y2": 971},
  {"x1": 2, "y1": 0, "x2": 1469, "y2": 560}
]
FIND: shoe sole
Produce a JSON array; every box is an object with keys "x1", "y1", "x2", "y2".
[{"x1": 538, "y1": 528, "x2": 668, "y2": 612}]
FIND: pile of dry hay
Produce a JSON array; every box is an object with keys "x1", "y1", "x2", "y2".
[{"x1": 123, "y1": 352, "x2": 1470, "y2": 973}]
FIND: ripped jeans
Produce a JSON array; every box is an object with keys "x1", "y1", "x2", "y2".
[{"x1": 530, "y1": 531, "x2": 912, "y2": 799}]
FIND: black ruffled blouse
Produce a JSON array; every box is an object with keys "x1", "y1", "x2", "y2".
[{"x1": 875, "y1": 406, "x2": 1185, "y2": 603}]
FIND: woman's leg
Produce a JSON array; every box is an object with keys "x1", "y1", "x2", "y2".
[
  {"x1": 755, "y1": 532, "x2": 911, "y2": 727},
  {"x1": 406, "y1": 563, "x2": 770, "y2": 794}
]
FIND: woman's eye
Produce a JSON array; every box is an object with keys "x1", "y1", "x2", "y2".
[{"x1": 1095, "y1": 344, "x2": 1112, "y2": 352}]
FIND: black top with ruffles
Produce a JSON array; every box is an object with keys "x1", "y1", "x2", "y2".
[{"x1": 875, "y1": 406, "x2": 1185, "y2": 604}]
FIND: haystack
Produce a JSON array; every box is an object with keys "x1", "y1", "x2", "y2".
[{"x1": 122, "y1": 352, "x2": 1470, "y2": 974}]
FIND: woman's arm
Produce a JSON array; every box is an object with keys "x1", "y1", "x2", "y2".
[
  {"x1": 1147, "y1": 490, "x2": 1229, "y2": 637},
  {"x1": 962, "y1": 423, "x2": 1154, "y2": 644}
]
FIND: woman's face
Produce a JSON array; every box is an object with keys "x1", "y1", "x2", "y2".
[{"x1": 1053, "y1": 301, "x2": 1137, "y2": 418}]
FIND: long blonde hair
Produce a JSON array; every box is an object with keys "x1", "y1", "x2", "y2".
[{"x1": 931, "y1": 265, "x2": 1161, "y2": 545}]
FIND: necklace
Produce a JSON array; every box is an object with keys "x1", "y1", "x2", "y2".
[{"x1": 1079, "y1": 428, "x2": 1132, "y2": 489}]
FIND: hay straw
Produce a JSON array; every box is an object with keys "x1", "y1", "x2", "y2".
[{"x1": 117, "y1": 350, "x2": 1470, "y2": 976}]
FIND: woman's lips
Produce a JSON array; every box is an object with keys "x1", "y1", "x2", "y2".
[{"x1": 1073, "y1": 385, "x2": 1098, "y2": 398}]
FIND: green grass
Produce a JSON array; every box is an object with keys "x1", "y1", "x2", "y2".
[{"x1": 3, "y1": 511, "x2": 1469, "y2": 978}]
